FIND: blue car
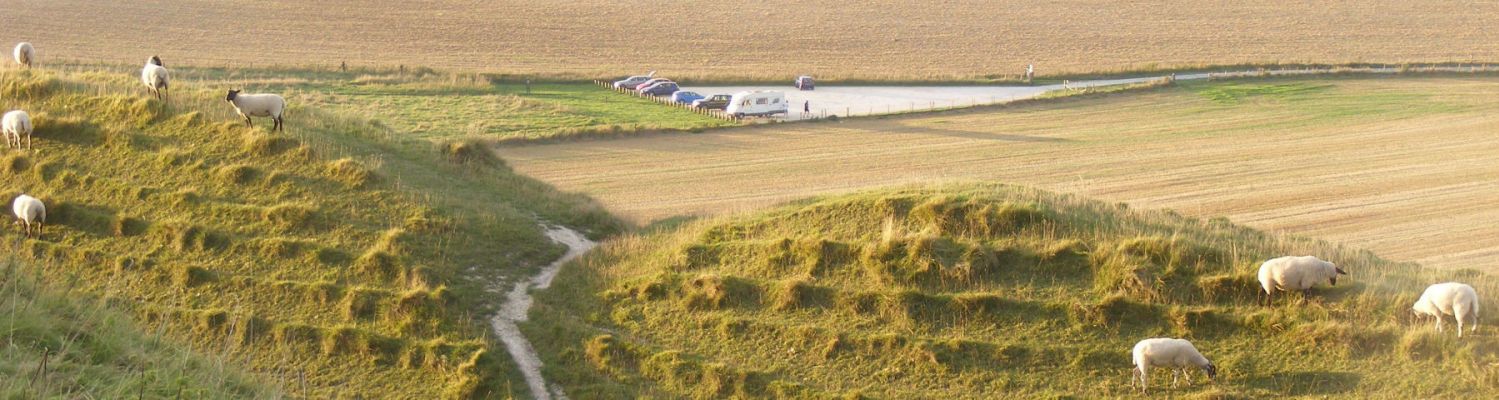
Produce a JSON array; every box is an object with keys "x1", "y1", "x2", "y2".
[
  {"x1": 640, "y1": 81, "x2": 679, "y2": 96},
  {"x1": 672, "y1": 91, "x2": 705, "y2": 104}
]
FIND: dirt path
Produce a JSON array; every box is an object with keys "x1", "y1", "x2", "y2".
[
  {"x1": 497, "y1": 78, "x2": 1499, "y2": 271},
  {"x1": 490, "y1": 226, "x2": 596, "y2": 400}
]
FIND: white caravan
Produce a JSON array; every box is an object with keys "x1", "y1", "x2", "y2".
[{"x1": 725, "y1": 91, "x2": 788, "y2": 118}]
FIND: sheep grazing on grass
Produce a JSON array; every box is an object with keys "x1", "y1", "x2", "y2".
[
  {"x1": 12, "y1": 194, "x2": 45, "y2": 238},
  {"x1": 13, "y1": 42, "x2": 33, "y2": 68},
  {"x1": 1131, "y1": 338, "x2": 1217, "y2": 393},
  {"x1": 1413, "y1": 282, "x2": 1480, "y2": 338},
  {"x1": 1257, "y1": 255, "x2": 1347, "y2": 306},
  {"x1": 225, "y1": 90, "x2": 286, "y2": 132},
  {"x1": 2, "y1": 110, "x2": 33, "y2": 150},
  {"x1": 141, "y1": 56, "x2": 170, "y2": 100}
]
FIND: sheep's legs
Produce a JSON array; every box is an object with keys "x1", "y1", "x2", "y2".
[
  {"x1": 1134, "y1": 367, "x2": 1148, "y2": 393},
  {"x1": 1182, "y1": 368, "x2": 1194, "y2": 386},
  {"x1": 244, "y1": 116, "x2": 253, "y2": 128}
]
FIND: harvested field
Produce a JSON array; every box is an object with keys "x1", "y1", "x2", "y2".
[
  {"x1": 3, "y1": 1, "x2": 1498, "y2": 79},
  {"x1": 499, "y1": 78, "x2": 1499, "y2": 270}
]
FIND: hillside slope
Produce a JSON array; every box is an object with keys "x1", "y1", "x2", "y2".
[
  {"x1": 1, "y1": 260, "x2": 271, "y2": 398},
  {"x1": 0, "y1": 67, "x2": 616, "y2": 398},
  {"x1": 532, "y1": 185, "x2": 1497, "y2": 398}
]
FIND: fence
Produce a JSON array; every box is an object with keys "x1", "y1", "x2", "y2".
[{"x1": 592, "y1": 80, "x2": 741, "y2": 122}]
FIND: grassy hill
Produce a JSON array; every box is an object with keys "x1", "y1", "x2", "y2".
[
  {"x1": 90, "y1": 63, "x2": 733, "y2": 142},
  {"x1": 532, "y1": 184, "x2": 1498, "y2": 398},
  {"x1": 1, "y1": 259, "x2": 271, "y2": 398},
  {"x1": 0, "y1": 66, "x2": 618, "y2": 398}
]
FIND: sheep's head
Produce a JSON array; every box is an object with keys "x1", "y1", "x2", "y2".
[
  {"x1": 1203, "y1": 363, "x2": 1218, "y2": 380},
  {"x1": 1330, "y1": 266, "x2": 1348, "y2": 285},
  {"x1": 148, "y1": 55, "x2": 163, "y2": 67},
  {"x1": 226, "y1": 89, "x2": 240, "y2": 102}
]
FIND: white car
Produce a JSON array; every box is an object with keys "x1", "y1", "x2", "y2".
[
  {"x1": 612, "y1": 71, "x2": 656, "y2": 89},
  {"x1": 725, "y1": 91, "x2": 788, "y2": 118}
]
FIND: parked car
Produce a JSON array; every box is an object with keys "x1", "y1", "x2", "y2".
[
  {"x1": 613, "y1": 75, "x2": 652, "y2": 89},
  {"x1": 672, "y1": 91, "x2": 705, "y2": 104},
  {"x1": 635, "y1": 78, "x2": 672, "y2": 91},
  {"x1": 725, "y1": 91, "x2": 788, "y2": 118},
  {"x1": 795, "y1": 75, "x2": 815, "y2": 90},
  {"x1": 692, "y1": 94, "x2": 733, "y2": 110},
  {"x1": 613, "y1": 71, "x2": 655, "y2": 88},
  {"x1": 640, "y1": 81, "x2": 680, "y2": 96}
]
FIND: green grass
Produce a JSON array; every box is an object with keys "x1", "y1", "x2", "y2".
[
  {"x1": 1, "y1": 259, "x2": 273, "y2": 398},
  {"x1": 0, "y1": 65, "x2": 621, "y2": 398},
  {"x1": 531, "y1": 184, "x2": 1498, "y2": 398},
  {"x1": 75, "y1": 63, "x2": 737, "y2": 142}
]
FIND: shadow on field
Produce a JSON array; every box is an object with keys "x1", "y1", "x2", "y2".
[{"x1": 1249, "y1": 371, "x2": 1361, "y2": 395}]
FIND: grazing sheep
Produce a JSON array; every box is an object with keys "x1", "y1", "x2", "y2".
[
  {"x1": 1131, "y1": 338, "x2": 1217, "y2": 393},
  {"x1": 13, "y1": 42, "x2": 34, "y2": 68},
  {"x1": 1413, "y1": 282, "x2": 1480, "y2": 338},
  {"x1": 2, "y1": 110, "x2": 33, "y2": 149},
  {"x1": 1257, "y1": 255, "x2": 1347, "y2": 306},
  {"x1": 224, "y1": 90, "x2": 286, "y2": 132},
  {"x1": 141, "y1": 56, "x2": 169, "y2": 100},
  {"x1": 12, "y1": 194, "x2": 45, "y2": 238}
]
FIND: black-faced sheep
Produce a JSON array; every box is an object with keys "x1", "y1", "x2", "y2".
[
  {"x1": 1257, "y1": 255, "x2": 1346, "y2": 306},
  {"x1": 225, "y1": 89, "x2": 286, "y2": 132},
  {"x1": 12, "y1": 194, "x2": 44, "y2": 238},
  {"x1": 1413, "y1": 282, "x2": 1480, "y2": 338},
  {"x1": 2, "y1": 110, "x2": 33, "y2": 149},
  {"x1": 142, "y1": 56, "x2": 169, "y2": 100},
  {"x1": 1131, "y1": 337, "x2": 1217, "y2": 393},
  {"x1": 13, "y1": 42, "x2": 33, "y2": 68}
]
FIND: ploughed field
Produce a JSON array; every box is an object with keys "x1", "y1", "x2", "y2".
[
  {"x1": 498, "y1": 78, "x2": 1499, "y2": 271},
  {"x1": 3, "y1": 1, "x2": 1498, "y2": 79}
]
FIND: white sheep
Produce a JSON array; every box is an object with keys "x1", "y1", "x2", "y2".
[
  {"x1": 12, "y1": 194, "x2": 45, "y2": 238},
  {"x1": 224, "y1": 89, "x2": 286, "y2": 132},
  {"x1": 1131, "y1": 337, "x2": 1217, "y2": 393},
  {"x1": 1413, "y1": 282, "x2": 1480, "y2": 338},
  {"x1": 13, "y1": 42, "x2": 34, "y2": 68},
  {"x1": 2, "y1": 110, "x2": 33, "y2": 149},
  {"x1": 1257, "y1": 255, "x2": 1347, "y2": 306},
  {"x1": 141, "y1": 56, "x2": 169, "y2": 101}
]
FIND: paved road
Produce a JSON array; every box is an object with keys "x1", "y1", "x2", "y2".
[{"x1": 679, "y1": 66, "x2": 1491, "y2": 121}]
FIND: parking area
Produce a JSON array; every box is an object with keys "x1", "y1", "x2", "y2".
[{"x1": 679, "y1": 76, "x2": 1168, "y2": 121}]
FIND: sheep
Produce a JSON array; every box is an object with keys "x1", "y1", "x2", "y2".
[
  {"x1": 13, "y1": 42, "x2": 34, "y2": 68},
  {"x1": 2, "y1": 110, "x2": 33, "y2": 150},
  {"x1": 12, "y1": 194, "x2": 45, "y2": 238},
  {"x1": 1257, "y1": 255, "x2": 1347, "y2": 306},
  {"x1": 1131, "y1": 337, "x2": 1217, "y2": 393},
  {"x1": 141, "y1": 56, "x2": 169, "y2": 101},
  {"x1": 224, "y1": 90, "x2": 286, "y2": 132},
  {"x1": 1413, "y1": 282, "x2": 1480, "y2": 338}
]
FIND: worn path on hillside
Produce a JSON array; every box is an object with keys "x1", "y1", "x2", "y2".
[{"x1": 498, "y1": 78, "x2": 1499, "y2": 271}]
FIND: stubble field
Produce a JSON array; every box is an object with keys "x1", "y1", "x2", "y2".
[
  {"x1": 2, "y1": 1, "x2": 1498, "y2": 80},
  {"x1": 498, "y1": 77, "x2": 1499, "y2": 271}
]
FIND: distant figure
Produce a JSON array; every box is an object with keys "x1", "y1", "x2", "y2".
[
  {"x1": 804, "y1": 100, "x2": 810, "y2": 113},
  {"x1": 340, "y1": 61, "x2": 347, "y2": 72},
  {"x1": 1025, "y1": 64, "x2": 1034, "y2": 82}
]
